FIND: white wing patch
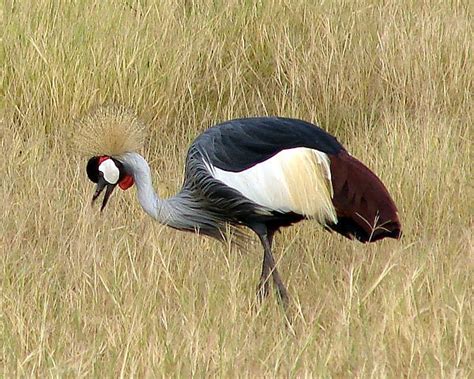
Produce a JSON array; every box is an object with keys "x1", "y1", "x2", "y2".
[{"x1": 208, "y1": 148, "x2": 337, "y2": 225}]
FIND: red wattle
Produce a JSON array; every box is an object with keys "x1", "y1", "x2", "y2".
[{"x1": 119, "y1": 175, "x2": 134, "y2": 190}]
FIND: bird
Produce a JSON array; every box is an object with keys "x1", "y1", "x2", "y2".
[{"x1": 80, "y1": 106, "x2": 401, "y2": 306}]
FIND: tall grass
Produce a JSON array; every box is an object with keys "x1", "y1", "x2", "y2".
[{"x1": 1, "y1": 0, "x2": 472, "y2": 376}]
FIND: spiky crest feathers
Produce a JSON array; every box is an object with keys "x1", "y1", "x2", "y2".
[{"x1": 75, "y1": 105, "x2": 146, "y2": 157}]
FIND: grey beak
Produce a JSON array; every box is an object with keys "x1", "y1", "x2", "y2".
[{"x1": 92, "y1": 176, "x2": 116, "y2": 211}]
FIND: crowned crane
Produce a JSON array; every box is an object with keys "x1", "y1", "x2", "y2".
[{"x1": 82, "y1": 107, "x2": 401, "y2": 306}]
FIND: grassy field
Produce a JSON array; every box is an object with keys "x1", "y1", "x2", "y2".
[{"x1": 1, "y1": 0, "x2": 472, "y2": 377}]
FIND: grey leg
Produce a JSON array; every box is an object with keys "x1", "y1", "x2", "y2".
[
  {"x1": 257, "y1": 240, "x2": 271, "y2": 302},
  {"x1": 257, "y1": 232, "x2": 289, "y2": 307}
]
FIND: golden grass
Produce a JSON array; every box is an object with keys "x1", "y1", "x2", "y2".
[{"x1": 1, "y1": 0, "x2": 472, "y2": 376}]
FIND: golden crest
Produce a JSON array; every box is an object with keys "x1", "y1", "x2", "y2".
[{"x1": 75, "y1": 105, "x2": 146, "y2": 157}]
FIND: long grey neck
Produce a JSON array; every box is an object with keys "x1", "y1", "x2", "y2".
[
  {"x1": 118, "y1": 152, "x2": 227, "y2": 241},
  {"x1": 119, "y1": 152, "x2": 177, "y2": 226}
]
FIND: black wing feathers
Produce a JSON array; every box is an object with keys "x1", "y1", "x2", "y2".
[{"x1": 194, "y1": 117, "x2": 344, "y2": 172}]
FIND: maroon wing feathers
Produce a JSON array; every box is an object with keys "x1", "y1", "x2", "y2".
[{"x1": 328, "y1": 151, "x2": 401, "y2": 242}]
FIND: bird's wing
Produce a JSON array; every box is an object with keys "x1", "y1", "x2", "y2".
[
  {"x1": 191, "y1": 117, "x2": 344, "y2": 225},
  {"x1": 208, "y1": 147, "x2": 338, "y2": 225},
  {"x1": 196, "y1": 117, "x2": 344, "y2": 172},
  {"x1": 188, "y1": 117, "x2": 401, "y2": 242}
]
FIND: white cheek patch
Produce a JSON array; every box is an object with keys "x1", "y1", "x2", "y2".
[{"x1": 98, "y1": 159, "x2": 120, "y2": 184}]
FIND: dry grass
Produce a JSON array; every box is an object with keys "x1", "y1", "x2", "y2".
[{"x1": 1, "y1": 0, "x2": 473, "y2": 377}]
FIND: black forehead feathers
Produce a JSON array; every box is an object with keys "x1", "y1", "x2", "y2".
[
  {"x1": 86, "y1": 156, "x2": 101, "y2": 183},
  {"x1": 86, "y1": 156, "x2": 126, "y2": 183}
]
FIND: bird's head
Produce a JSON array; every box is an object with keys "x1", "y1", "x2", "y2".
[
  {"x1": 75, "y1": 105, "x2": 146, "y2": 211},
  {"x1": 86, "y1": 155, "x2": 134, "y2": 211}
]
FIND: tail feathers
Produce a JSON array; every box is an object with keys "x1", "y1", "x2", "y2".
[{"x1": 328, "y1": 151, "x2": 401, "y2": 243}]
